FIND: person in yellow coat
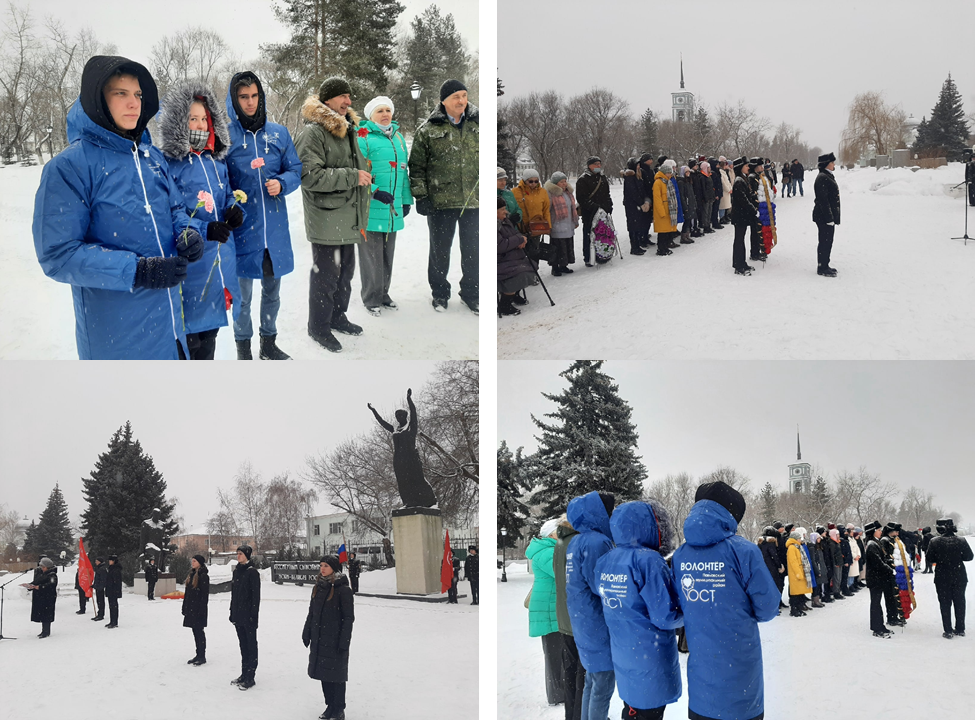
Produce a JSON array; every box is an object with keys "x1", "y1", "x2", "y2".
[
  {"x1": 652, "y1": 160, "x2": 679, "y2": 256},
  {"x1": 511, "y1": 169, "x2": 551, "y2": 263},
  {"x1": 786, "y1": 530, "x2": 813, "y2": 617}
]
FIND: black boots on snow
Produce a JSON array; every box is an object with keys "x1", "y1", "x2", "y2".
[
  {"x1": 310, "y1": 330, "x2": 343, "y2": 353},
  {"x1": 817, "y1": 265, "x2": 837, "y2": 277},
  {"x1": 259, "y1": 334, "x2": 292, "y2": 360},
  {"x1": 498, "y1": 294, "x2": 520, "y2": 317},
  {"x1": 236, "y1": 339, "x2": 252, "y2": 360}
]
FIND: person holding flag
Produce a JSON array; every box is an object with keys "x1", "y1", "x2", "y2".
[
  {"x1": 91, "y1": 556, "x2": 107, "y2": 621},
  {"x1": 347, "y1": 552, "x2": 362, "y2": 594},
  {"x1": 75, "y1": 539, "x2": 95, "y2": 615},
  {"x1": 442, "y1": 530, "x2": 458, "y2": 603},
  {"x1": 338, "y1": 541, "x2": 348, "y2": 566}
]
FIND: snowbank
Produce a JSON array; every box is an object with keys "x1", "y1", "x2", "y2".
[
  {"x1": 840, "y1": 163, "x2": 965, "y2": 197},
  {"x1": 0, "y1": 164, "x2": 477, "y2": 359}
]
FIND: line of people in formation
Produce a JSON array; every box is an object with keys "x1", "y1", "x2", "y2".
[
  {"x1": 25, "y1": 546, "x2": 356, "y2": 720},
  {"x1": 497, "y1": 151, "x2": 841, "y2": 315},
  {"x1": 32, "y1": 55, "x2": 479, "y2": 360},
  {"x1": 522, "y1": 481, "x2": 972, "y2": 720}
]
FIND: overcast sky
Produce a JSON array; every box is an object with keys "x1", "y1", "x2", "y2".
[
  {"x1": 498, "y1": 0, "x2": 975, "y2": 155},
  {"x1": 0, "y1": 362, "x2": 443, "y2": 532},
  {"x1": 36, "y1": 0, "x2": 478, "y2": 63},
  {"x1": 498, "y1": 361, "x2": 975, "y2": 524}
]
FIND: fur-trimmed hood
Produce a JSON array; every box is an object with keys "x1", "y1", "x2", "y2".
[
  {"x1": 158, "y1": 81, "x2": 231, "y2": 161},
  {"x1": 300, "y1": 96, "x2": 361, "y2": 138},
  {"x1": 423, "y1": 102, "x2": 479, "y2": 126},
  {"x1": 544, "y1": 180, "x2": 574, "y2": 196}
]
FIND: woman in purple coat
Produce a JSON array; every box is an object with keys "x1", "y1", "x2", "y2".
[{"x1": 497, "y1": 198, "x2": 534, "y2": 317}]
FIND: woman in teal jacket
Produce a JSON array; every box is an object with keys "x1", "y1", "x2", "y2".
[
  {"x1": 526, "y1": 519, "x2": 564, "y2": 706},
  {"x1": 356, "y1": 96, "x2": 413, "y2": 315}
]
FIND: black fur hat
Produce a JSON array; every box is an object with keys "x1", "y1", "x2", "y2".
[
  {"x1": 818, "y1": 152, "x2": 836, "y2": 165},
  {"x1": 695, "y1": 481, "x2": 746, "y2": 523}
]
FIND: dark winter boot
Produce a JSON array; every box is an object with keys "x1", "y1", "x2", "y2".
[
  {"x1": 498, "y1": 295, "x2": 521, "y2": 317},
  {"x1": 310, "y1": 330, "x2": 343, "y2": 353},
  {"x1": 943, "y1": 632, "x2": 954, "y2": 639},
  {"x1": 238, "y1": 673, "x2": 256, "y2": 690},
  {"x1": 187, "y1": 656, "x2": 200, "y2": 665},
  {"x1": 331, "y1": 314, "x2": 363, "y2": 336},
  {"x1": 230, "y1": 675, "x2": 245, "y2": 686},
  {"x1": 236, "y1": 339, "x2": 253, "y2": 360},
  {"x1": 259, "y1": 334, "x2": 292, "y2": 360},
  {"x1": 191, "y1": 656, "x2": 206, "y2": 666}
]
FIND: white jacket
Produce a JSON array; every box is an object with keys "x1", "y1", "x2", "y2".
[
  {"x1": 719, "y1": 168, "x2": 733, "y2": 210},
  {"x1": 848, "y1": 535, "x2": 861, "y2": 576}
]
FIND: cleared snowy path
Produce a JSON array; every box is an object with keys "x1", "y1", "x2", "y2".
[
  {"x1": 498, "y1": 166, "x2": 975, "y2": 359},
  {"x1": 499, "y1": 539, "x2": 975, "y2": 719}
]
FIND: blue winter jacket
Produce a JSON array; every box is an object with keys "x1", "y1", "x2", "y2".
[
  {"x1": 224, "y1": 87, "x2": 302, "y2": 279},
  {"x1": 565, "y1": 492, "x2": 615, "y2": 673},
  {"x1": 595, "y1": 502, "x2": 683, "y2": 710},
  {"x1": 33, "y1": 100, "x2": 192, "y2": 359},
  {"x1": 673, "y1": 500, "x2": 780, "y2": 720},
  {"x1": 671, "y1": 176, "x2": 684, "y2": 224}
]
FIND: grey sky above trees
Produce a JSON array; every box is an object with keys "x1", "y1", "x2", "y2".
[
  {"x1": 498, "y1": 361, "x2": 975, "y2": 525},
  {"x1": 498, "y1": 0, "x2": 975, "y2": 155}
]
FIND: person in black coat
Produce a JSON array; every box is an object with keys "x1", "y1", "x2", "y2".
[
  {"x1": 464, "y1": 545, "x2": 478, "y2": 605},
  {"x1": 839, "y1": 527, "x2": 855, "y2": 596},
  {"x1": 792, "y1": 159, "x2": 805, "y2": 196},
  {"x1": 781, "y1": 162, "x2": 793, "y2": 197},
  {"x1": 678, "y1": 164, "x2": 699, "y2": 243},
  {"x1": 25, "y1": 558, "x2": 58, "y2": 638},
  {"x1": 346, "y1": 552, "x2": 362, "y2": 594},
  {"x1": 921, "y1": 527, "x2": 934, "y2": 573},
  {"x1": 91, "y1": 557, "x2": 107, "y2": 621},
  {"x1": 145, "y1": 557, "x2": 159, "y2": 601},
  {"x1": 926, "y1": 519, "x2": 974, "y2": 638},
  {"x1": 303, "y1": 556, "x2": 355, "y2": 720},
  {"x1": 879, "y1": 524, "x2": 903, "y2": 625},
  {"x1": 966, "y1": 154, "x2": 975, "y2": 205},
  {"x1": 812, "y1": 152, "x2": 840, "y2": 277},
  {"x1": 447, "y1": 551, "x2": 460, "y2": 603},
  {"x1": 747, "y1": 157, "x2": 767, "y2": 261},
  {"x1": 758, "y1": 529, "x2": 785, "y2": 608},
  {"x1": 730, "y1": 157, "x2": 758, "y2": 275},
  {"x1": 230, "y1": 545, "x2": 261, "y2": 689},
  {"x1": 182, "y1": 555, "x2": 210, "y2": 665},
  {"x1": 575, "y1": 157, "x2": 613, "y2": 266},
  {"x1": 638, "y1": 153, "x2": 656, "y2": 246},
  {"x1": 621, "y1": 157, "x2": 650, "y2": 255},
  {"x1": 105, "y1": 555, "x2": 123, "y2": 628},
  {"x1": 863, "y1": 521, "x2": 894, "y2": 637},
  {"x1": 74, "y1": 568, "x2": 89, "y2": 614}
]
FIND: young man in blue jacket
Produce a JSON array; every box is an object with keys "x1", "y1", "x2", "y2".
[
  {"x1": 673, "y1": 481, "x2": 780, "y2": 720},
  {"x1": 565, "y1": 491, "x2": 617, "y2": 720}
]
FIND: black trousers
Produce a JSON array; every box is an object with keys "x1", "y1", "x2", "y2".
[
  {"x1": 108, "y1": 595, "x2": 119, "y2": 624},
  {"x1": 235, "y1": 623, "x2": 259, "y2": 676},
  {"x1": 622, "y1": 702, "x2": 665, "y2": 720},
  {"x1": 78, "y1": 589, "x2": 88, "y2": 612},
  {"x1": 94, "y1": 588, "x2": 105, "y2": 618},
  {"x1": 447, "y1": 578, "x2": 458, "y2": 603},
  {"x1": 541, "y1": 631, "x2": 565, "y2": 705},
  {"x1": 733, "y1": 224, "x2": 748, "y2": 269},
  {"x1": 561, "y1": 633, "x2": 585, "y2": 720},
  {"x1": 469, "y1": 579, "x2": 479, "y2": 604},
  {"x1": 936, "y1": 580, "x2": 967, "y2": 634},
  {"x1": 840, "y1": 565, "x2": 850, "y2": 592},
  {"x1": 40, "y1": 620, "x2": 51, "y2": 635},
  {"x1": 869, "y1": 585, "x2": 886, "y2": 632},
  {"x1": 147, "y1": 581, "x2": 156, "y2": 600},
  {"x1": 816, "y1": 221, "x2": 835, "y2": 267},
  {"x1": 309, "y1": 243, "x2": 356, "y2": 336},
  {"x1": 192, "y1": 626, "x2": 207, "y2": 658},
  {"x1": 350, "y1": 574, "x2": 359, "y2": 593},
  {"x1": 321, "y1": 680, "x2": 347, "y2": 713},
  {"x1": 749, "y1": 223, "x2": 763, "y2": 257},
  {"x1": 884, "y1": 579, "x2": 899, "y2": 622},
  {"x1": 186, "y1": 327, "x2": 219, "y2": 360},
  {"x1": 427, "y1": 208, "x2": 479, "y2": 303}
]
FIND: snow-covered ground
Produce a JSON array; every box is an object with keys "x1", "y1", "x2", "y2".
[
  {"x1": 499, "y1": 538, "x2": 975, "y2": 719},
  {"x1": 0, "y1": 565, "x2": 477, "y2": 718},
  {"x1": 498, "y1": 164, "x2": 975, "y2": 359},
  {"x1": 0, "y1": 163, "x2": 477, "y2": 359}
]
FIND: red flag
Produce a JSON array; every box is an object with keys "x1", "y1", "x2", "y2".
[
  {"x1": 440, "y1": 530, "x2": 454, "y2": 593},
  {"x1": 78, "y1": 538, "x2": 94, "y2": 598}
]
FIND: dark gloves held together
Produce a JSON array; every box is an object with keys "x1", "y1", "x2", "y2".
[
  {"x1": 177, "y1": 228, "x2": 204, "y2": 261},
  {"x1": 373, "y1": 189, "x2": 395, "y2": 205},
  {"x1": 133, "y1": 256, "x2": 188, "y2": 290},
  {"x1": 415, "y1": 197, "x2": 434, "y2": 216},
  {"x1": 402, "y1": 205, "x2": 411, "y2": 217},
  {"x1": 224, "y1": 204, "x2": 244, "y2": 229},
  {"x1": 207, "y1": 221, "x2": 232, "y2": 244}
]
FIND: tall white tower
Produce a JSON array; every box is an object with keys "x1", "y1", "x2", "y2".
[
  {"x1": 788, "y1": 427, "x2": 812, "y2": 494},
  {"x1": 671, "y1": 56, "x2": 695, "y2": 122}
]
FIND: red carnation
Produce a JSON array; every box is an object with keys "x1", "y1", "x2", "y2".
[
  {"x1": 356, "y1": 127, "x2": 368, "y2": 138},
  {"x1": 389, "y1": 161, "x2": 397, "y2": 168},
  {"x1": 224, "y1": 288, "x2": 233, "y2": 310}
]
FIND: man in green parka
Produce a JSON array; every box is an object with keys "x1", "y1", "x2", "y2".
[
  {"x1": 296, "y1": 77, "x2": 394, "y2": 353},
  {"x1": 409, "y1": 79, "x2": 479, "y2": 315}
]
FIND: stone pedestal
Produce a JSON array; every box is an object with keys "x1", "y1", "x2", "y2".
[
  {"x1": 134, "y1": 572, "x2": 177, "y2": 597},
  {"x1": 392, "y1": 507, "x2": 443, "y2": 595}
]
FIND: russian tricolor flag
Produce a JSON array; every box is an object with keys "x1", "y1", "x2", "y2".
[{"x1": 338, "y1": 543, "x2": 348, "y2": 564}]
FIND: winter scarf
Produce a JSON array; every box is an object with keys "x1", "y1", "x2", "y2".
[
  {"x1": 312, "y1": 571, "x2": 348, "y2": 602},
  {"x1": 546, "y1": 182, "x2": 571, "y2": 223},
  {"x1": 798, "y1": 542, "x2": 813, "y2": 587},
  {"x1": 665, "y1": 176, "x2": 679, "y2": 227}
]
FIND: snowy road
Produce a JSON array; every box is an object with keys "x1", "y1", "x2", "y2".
[
  {"x1": 498, "y1": 165, "x2": 975, "y2": 359},
  {"x1": 0, "y1": 164, "x2": 478, "y2": 360},
  {"x1": 0, "y1": 567, "x2": 477, "y2": 719},
  {"x1": 499, "y1": 540, "x2": 975, "y2": 719}
]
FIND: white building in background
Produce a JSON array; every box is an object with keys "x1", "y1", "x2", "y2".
[
  {"x1": 672, "y1": 58, "x2": 694, "y2": 122},
  {"x1": 514, "y1": 156, "x2": 537, "y2": 180},
  {"x1": 788, "y1": 429, "x2": 812, "y2": 494}
]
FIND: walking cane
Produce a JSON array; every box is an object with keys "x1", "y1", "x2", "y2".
[{"x1": 530, "y1": 255, "x2": 555, "y2": 306}]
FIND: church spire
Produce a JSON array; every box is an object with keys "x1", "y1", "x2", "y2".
[
  {"x1": 797, "y1": 425, "x2": 801, "y2": 461},
  {"x1": 680, "y1": 55, "x2": 685, "y2": 89}
]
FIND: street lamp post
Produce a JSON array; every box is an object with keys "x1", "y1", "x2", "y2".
[
  {"x1": 45, "y1": 124, "x2": 53, "y2": 160},
  {"x1": 410, "y1": 81, "x2": 421, "y2": 131},
  {"x1": 500, "y1": 527, "x2": 508, "y2": 582}
]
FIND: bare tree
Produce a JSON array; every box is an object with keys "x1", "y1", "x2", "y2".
[
  {"x1": 205, "y1": 510, "x2": 240, "y2": 553},
  {"x1": 217, "y1": 461, "x2": 270, "y2": 551},
  {"x1": 263, "y1": 473, "x2": 318, "y2": 552},
  {"x1": 505, "y1": 91, "x2": 569, "y2": 181},
  {"x1": 834, "y1": 466, "x2": 899, "y2": 529},
  {"x1": 839, "y1": 91, "x2": 907, "y2": 163},
  {"x1": 713, "y1": 100, "x2": 771, "y2": 157},
  {"x1": 149, "y1": 27, "x2": 229, "y2": 96},
  {"x1": 0, "y1": 503, "x2": 21, "y2": 548},
  {"x1": 574, "y1": 87, "x2": 631, "y2": 176},
  {"x1": 0, "y1": 2, "x2": 42, "y2": 162},
  {"x1": 644, "y1": 472, "x2": 695, "y2": 543}
]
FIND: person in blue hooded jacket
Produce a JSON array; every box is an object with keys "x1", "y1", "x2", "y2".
[
  {"x1": 565, "y1": 491, "x2": 616, "y2": 720},
  {"x1": 32, "y1": 55, "x2": 204, "y2": 360},
  {"x1": 672, "y1": 481, "x2": 779, "y2": 720},
  {"x1": 225, "y1": 70, "x2": 302, "y2": 360},
  {"x1": 596, "y1": 500, "x2": 683, "y2": 720},
  {"x1": 158, "y1": 81, "x2": 244, "y2": 359}
]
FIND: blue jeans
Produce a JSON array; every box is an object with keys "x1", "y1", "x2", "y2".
[
  {"x1": 795, "y1": 179, "x2": 803, "y2": 196},
  {"x1": 234, "y1": 275, "x2": 281, "y2": 341},
  {"x1": 580, "y1": 668, "x2": 614, "y2": 720}
]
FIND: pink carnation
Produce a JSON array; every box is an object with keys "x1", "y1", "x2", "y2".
[
  {"x1": 204, "y1": 195, "x2": 215, "y2": 213},
  {"x1": 251, "y1": 157, "x2": 265, "y2": 170},
  {"x1": 197, "y1": 190, "x2": 209, "y2": 201}
]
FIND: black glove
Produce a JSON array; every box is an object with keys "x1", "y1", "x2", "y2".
[
  {"x1": 415, "y1": 197, "x2": 434, "y2": 216},
  {"x1": 133, "y1": 256, "x2": 188, "y2": 290},
  {"x1": 177, "y1": 228, "x2": 204, "y2": 261},
  {"x1": 224, "y1": 204, "x2": 244, "y2": 229},
  {"x1": 207, "y1": 221, "x2": 232, "y2": 244},
  {"x1": 373, "y1": 189, "x2": 394, "y2": 205},
  {"x1": 402, "y1": 205, "x2": 411, "y2": 218}
]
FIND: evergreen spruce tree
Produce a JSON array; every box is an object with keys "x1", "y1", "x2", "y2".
[
  {"x1": 498, "y1": 441, "x2": 529, "y2": 548},
  {"x1": 639, "y1": 108, "x2": 659, "y2": 155},
  {"x1": 913, "y1": 74, "x2": 971, "y2": 161},
  {"x1": 530, "y1": 361, "x2": 647, "y2": 518},
  {"x1": 693, "y1": 107, "x2": 712, "y2": 152},
  {"x1": 33, "y1": 484, "x2": 74, "y2": 561},
  {"x1": 759, "y1": 482, "x2": 777, "y2": 528},
  {"x1": 812, "y1": 475, "x2": 831, "y2": 520},
  {"x1": 398, "y1": 5, "x2": 471, "y2": 119},
  {"x1": 22, "y1": 520, "x2": 39, "y2": 559},
  {"x1": 80, "y1": 422, "x2": 180, "y2": 560}
]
